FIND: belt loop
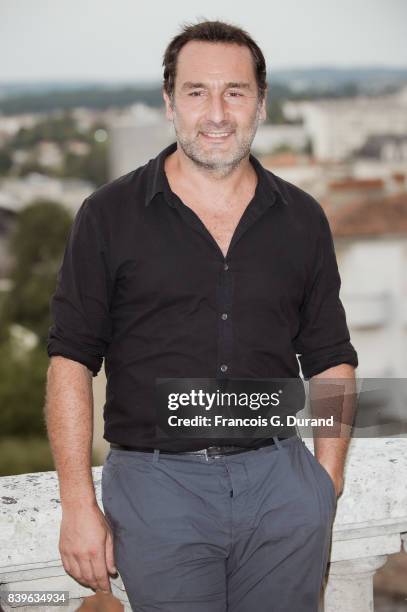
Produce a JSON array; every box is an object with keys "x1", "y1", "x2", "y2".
[
  {"x1": 153, "y1": 449, "x2": 160, "y2": 464},
  {"x1": 272, "y1": 435, "x2": 282, "y2": 450}
]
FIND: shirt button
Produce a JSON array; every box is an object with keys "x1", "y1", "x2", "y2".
[
  {"x1": 220, "y1": 364, "x2": 228, "y2": 372},
  {"x1": 224, "y1": 263, "x2": 229, "y2": 271},
  {"x1": 221, "y1": 313, "x2": 228, "y2": 320}
]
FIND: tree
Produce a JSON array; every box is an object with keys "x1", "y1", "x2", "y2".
[
  {"x1": 0, "y1": 334, "x2": 49, "y2": 437},
  {"x1": 0, "y1": 148, "x2": 13, "y2": 175},
  {"x1": 11, "y1": 111, "x2": 79, "y2": 148},
  {"x1": 63, "y1": 139, "x2": 108, "y2": 186},
  {"x1": 0, "y1": 199, "x2": 75, "y2": 474},
  {"x1": 0, "y1": 199, "x2": 73, "y2": 342}
]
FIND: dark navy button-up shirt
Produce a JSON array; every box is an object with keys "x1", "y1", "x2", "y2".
[{"x1": 47, "y1": 142, "x2": 358, "y2": 449}]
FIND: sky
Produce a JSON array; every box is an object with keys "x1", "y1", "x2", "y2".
[{"x1": 1, "y1": 0, "x2": 407, "y2": 82}]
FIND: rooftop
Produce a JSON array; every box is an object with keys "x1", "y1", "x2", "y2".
[{"x1": 326, "y1": 191, "x2": 407, "y2": 238}]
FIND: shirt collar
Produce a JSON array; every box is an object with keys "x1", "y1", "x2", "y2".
[{"x1": 144, "y1": 141, "x2": 288, "y2": 208}]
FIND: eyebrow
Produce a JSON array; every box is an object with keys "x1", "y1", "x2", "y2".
[{"x1": 181, "y1": 81, "x2": 252, "y2": 91}]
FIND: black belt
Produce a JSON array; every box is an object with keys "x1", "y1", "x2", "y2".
[{"x1": 110, "y1": 434, "x2": 296, "y2": 457}]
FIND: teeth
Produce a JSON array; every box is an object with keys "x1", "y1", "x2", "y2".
[{"x1": 202, "y1": 132, "x2": 231, "y2": 138}]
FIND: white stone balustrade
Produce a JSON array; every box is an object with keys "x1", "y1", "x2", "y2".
[{"x1": 1, "y1": 438, "x2": 406, "y2": 611}]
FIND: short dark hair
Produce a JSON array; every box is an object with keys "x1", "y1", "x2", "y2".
[{"x1": 163, "y1": 20, "x2": 267, "y2": 101}]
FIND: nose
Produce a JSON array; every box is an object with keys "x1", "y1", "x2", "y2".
[{"x1": 206, "y1": 92, "x2": 227, "y2": 123}]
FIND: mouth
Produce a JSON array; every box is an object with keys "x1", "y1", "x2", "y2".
[{"x1": 199, "y1": 131, "x2": 234, "y2": 142}]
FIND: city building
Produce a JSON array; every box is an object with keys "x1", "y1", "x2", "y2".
[{"x1": 283, "y1": 86, "x2": 407, "y2": 161}]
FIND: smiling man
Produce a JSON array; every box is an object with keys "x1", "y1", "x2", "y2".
[
  {"x1": 46, "y1": 20, "x2": 358, "y2": 612},
  {"x1": 166, "y1": 43, "x2": 263, "y2": 177}
]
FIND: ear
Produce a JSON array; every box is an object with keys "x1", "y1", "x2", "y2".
[
  {"x1": 163, "y1": 88, "x2": 175, "y2": 121},
  {"x1": 259, "y1": 88, "x2": 267, "y2": 123}
]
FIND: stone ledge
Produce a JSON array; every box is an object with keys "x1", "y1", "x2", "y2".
[{"x1": 1, "y1": 438, "x2": 407, "y2": 611}]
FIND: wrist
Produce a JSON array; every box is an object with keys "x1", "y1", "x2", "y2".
[
  {"x1": 61, "y1": 492, "x2": 98, "y2": 513},
  {"x1": 323, "y1": 464, "x2": 343, "y2": 479}
]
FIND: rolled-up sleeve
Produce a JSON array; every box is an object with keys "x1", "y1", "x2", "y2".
[
  {"x1": 47, "y1": 197, "x2": 113, "y2": 377},
  {"x1": 293, "y1": 207, "x2": 358, "y2": 379}
]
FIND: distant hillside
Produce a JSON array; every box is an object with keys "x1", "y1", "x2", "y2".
[
  {"x1": 271, "y1": 66, "x2": 407, "y2": 94},
  {"x1": 0, "y1": 80, "x2": 157, "y2": 99},
  {"x1": 0, "y1": 85, "x2": 165, "y2": 115},
  {"x1": 0, "y1": 66, "x2": 406, "y2": 115}
]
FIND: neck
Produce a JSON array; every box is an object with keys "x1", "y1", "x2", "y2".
[{"x1": 165, "y1": 144, "x2": 256, "y2": 204}]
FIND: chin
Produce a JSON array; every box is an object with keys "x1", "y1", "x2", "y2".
[
  {"x1": 198, "y1": 154, "x2": 236, "y2": 169},
  {"x1": 196, "y1": 146, "x2": 238, "y2": 164}
]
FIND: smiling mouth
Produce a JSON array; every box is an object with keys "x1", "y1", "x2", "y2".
[{"x1": 200, "y1": 131, "x2": 234, "y2": 140}]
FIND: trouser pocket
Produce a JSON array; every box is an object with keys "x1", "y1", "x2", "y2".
[{"x1": 301, "y1": 441, "x2": 337, "y2": 508}]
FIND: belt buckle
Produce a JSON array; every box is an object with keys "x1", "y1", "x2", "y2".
[{"x1": 205, "y1": 446, "x2": 223, "y2": 460}]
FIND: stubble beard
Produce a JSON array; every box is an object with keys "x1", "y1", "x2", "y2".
[{"x1": 171, "y1": 103, "x2": 262, "y2": 178}]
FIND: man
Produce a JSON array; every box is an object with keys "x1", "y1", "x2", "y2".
[{"x1": 45, "y1": 20, "x2": 358, "y2": 612}]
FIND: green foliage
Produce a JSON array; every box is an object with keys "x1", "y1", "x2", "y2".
[
  {"x1": 0, "y1": 436, "x2": 55, "y2": 476},
  {"x1": 0, "y1": 200, "x2": 79, "y2": 475},
  {"x1": 0, "y1": 336, "x2": 48, "y2": 437},
  {"x1": 17, "y1": 160, "x2": 50, "y2": 177},
  {"x1": 266, "y1": 98, "x2": 287, "y2": 124},
  {"x1": 11, "y1": 111, "x2": 83, "y2": 148},
  {"x1": 0, "y1": 148, "x2": 13, "y2": 175},
  {"x1": 0, "y1": 435, "x2": 100, "y2": 477},
  {"x1": 7, "y1": 111, "x2": 109, "y2": 186},
  {"x1": 0, "y1": 86, "x2": 164, "y2": 115},
  {"x1": 0, "y1": 199, "x2": 73, "y2": 342},
  {"x1": 302, "y1": 138, "x2": 314, "y2": 155},
  {"x1": 271, "y1": 144, "x2": 295, "y2": 154},
  {"x1": 0, "y1": 331, "x2": 101, "y2": 475},
  {"x1": 62, "y1": 140, "x2": 109, "y2": 186}
]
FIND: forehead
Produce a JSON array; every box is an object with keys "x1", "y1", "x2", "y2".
[{"x1": 175, "y1": 41, "x2": 256, "y2": 84}]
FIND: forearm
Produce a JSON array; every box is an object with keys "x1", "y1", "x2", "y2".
[
  {"x1": 310, "y1": 363, "x2": 356, "y2": 491},
  {"x1": 45, "y1": 356, "x2": 97, "y2": 511}
]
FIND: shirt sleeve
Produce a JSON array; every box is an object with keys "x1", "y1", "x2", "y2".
[
  {"x1": 293, "y1": 207, "x2": 358, "y2": 380},
  {"x1": 47, "y1": 197, "x2": 113, "y2": 377}
]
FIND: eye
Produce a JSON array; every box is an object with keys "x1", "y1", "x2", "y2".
[
  {"x1": 188, "y1": 91, "x2": 204, "y2": 97},
  {"x1": 227, "y1": 91, "x2": 243, "y2": 97}
]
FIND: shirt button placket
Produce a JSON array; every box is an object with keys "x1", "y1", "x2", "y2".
[{"x1": 217, "y1": 260, "x2": 232, "y2": 377}]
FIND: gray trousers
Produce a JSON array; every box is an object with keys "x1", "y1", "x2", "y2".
[{"x1": 101, "y1": 435, "x2": 337, "y2": 612}]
